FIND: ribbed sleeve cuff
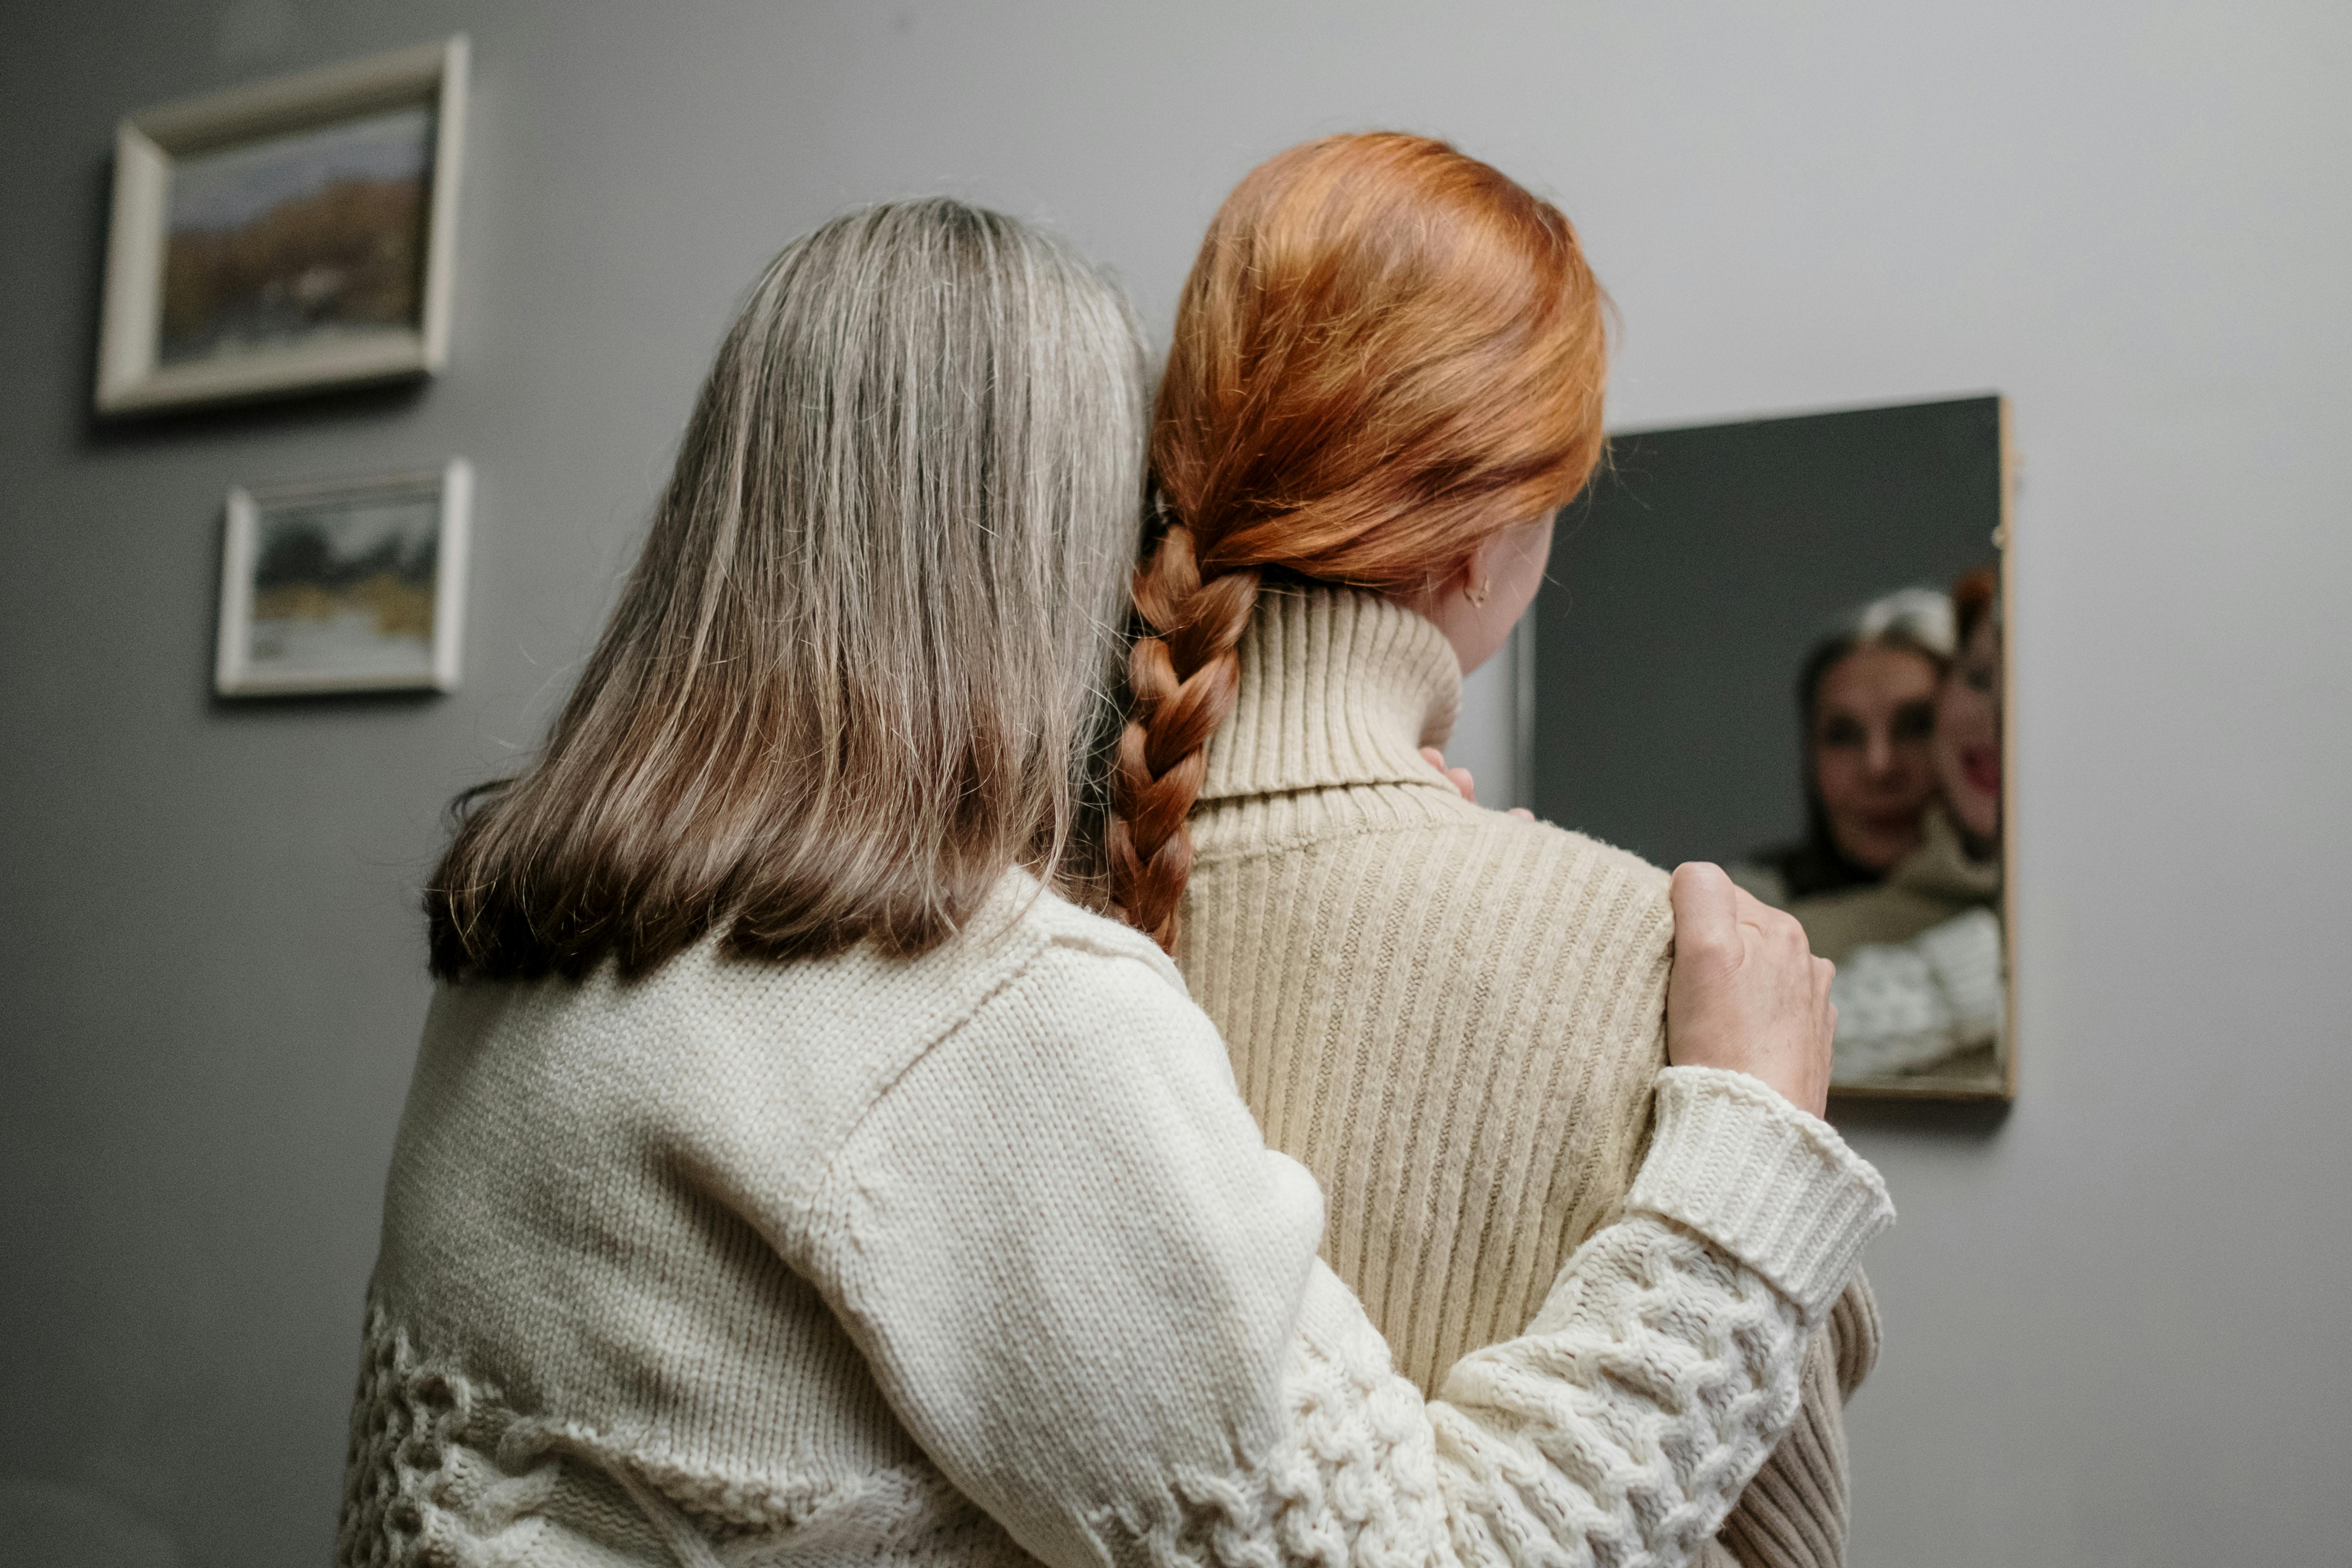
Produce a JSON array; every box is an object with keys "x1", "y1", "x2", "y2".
[{"x1": 1625, "y1": 1067, "x2": 1895, "y2": 1324}]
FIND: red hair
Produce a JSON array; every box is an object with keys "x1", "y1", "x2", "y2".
[
  {"x1": 1110, "y1": 132, "x2": 1611, "y2": 949},
  {"x1": 1952, "y1": 566, "x2": 1998, "y2": 645}
]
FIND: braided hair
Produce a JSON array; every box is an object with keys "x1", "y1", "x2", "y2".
[{"x1": 1109, "y1": 133, "x2": 1611, "y2": 951}]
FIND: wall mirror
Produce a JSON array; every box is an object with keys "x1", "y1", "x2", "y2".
[{"x1": 1526, "y1": 395, "x2": 2014, "y2": 1100}]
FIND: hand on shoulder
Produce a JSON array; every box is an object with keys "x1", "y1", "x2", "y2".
[{"x1": 1664, "y1": 863, "x2": 1836, "y2": 1117}]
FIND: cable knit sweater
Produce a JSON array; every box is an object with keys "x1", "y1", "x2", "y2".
[
  {"x1": 1177, "y1": 588, "x2": 1883, "y2": 1568},
  {"x1": 341, "y1": 874, "x2": 1891, "y2": 1568}
]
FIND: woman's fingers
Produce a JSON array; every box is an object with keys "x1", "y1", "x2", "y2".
[
  {"x1": 1669, "y1": 861, "x2": 1742, "y2": 969},
  {"x1": 1667, "y1": 861, "x2": 1834, "y2": 1115},
  {"x1": 1420, "y1": 746, "x2": 1479, "y2": 804},
  {"x1": 1425, "y1": 747, "x2": 1533, "y2": 818}
]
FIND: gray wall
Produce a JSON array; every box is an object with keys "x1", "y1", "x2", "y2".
[{"x1": 2, "y1": 2, "x2": 2346, "y2": 1564}]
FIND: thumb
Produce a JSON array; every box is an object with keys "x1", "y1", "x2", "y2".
[{"x1": 1669, "y1": 862, "x2": 1741, "y2": 967}]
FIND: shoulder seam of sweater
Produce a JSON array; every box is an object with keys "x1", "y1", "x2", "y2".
[
  {"x1": 1191, "y1": 796, "x2": 1668, "y2": 887},
  {"x1": 811, "y1": 913, "x2": 1188, "y2": 1201},
  {"x1": 806, "y1": 924, "x2": 1056, "y2": 1195}
]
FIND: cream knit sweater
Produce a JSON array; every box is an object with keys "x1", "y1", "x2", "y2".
[
  {"x1": 1178, "y1": 589, "x2": 1883, "y2": 1568},
  {"x1": 342, "y1": 875, "x2": 1891, "y2": 1568}
]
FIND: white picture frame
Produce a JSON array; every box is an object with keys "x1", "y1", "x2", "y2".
[
  {"x1": 96, "y1": 36, "x2": 469, "y2": 416},
  {"x1": 216, "y1": 459, "x2": 472, "y2": 697}
]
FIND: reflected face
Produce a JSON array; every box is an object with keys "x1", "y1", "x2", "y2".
[
  {"x1": 1810, "y1": 644, "x2": 1940, "y2": 871},
  {"x1": 1935, "y1": 616, "x2": 2003, "y2": 842}
]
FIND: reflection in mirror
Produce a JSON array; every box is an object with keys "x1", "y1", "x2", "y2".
[{"x1": 1528, "y1": 396, "x2": 2013, "y2": 1099}]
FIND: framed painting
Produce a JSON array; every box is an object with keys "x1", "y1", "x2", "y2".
[
  {"x1": 95, "y1": 37, "x2": 468, "y2": 415},
  {"x1": 215, "y1": 459, "x2": 472, "y2": 696},
  {"x1": 1526, "y1": 396, "x2": 2017, "y2": 1101}
]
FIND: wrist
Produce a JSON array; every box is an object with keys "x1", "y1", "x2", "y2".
[{"x1": 1627, "y1": 1066, "x2": 1894, "y2": 1323}]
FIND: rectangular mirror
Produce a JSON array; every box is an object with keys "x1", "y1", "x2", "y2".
[{"x1": 1527, "y1": 395, "x2": 2014, "y2": 1100}]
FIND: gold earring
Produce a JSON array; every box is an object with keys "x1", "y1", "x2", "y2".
[{"x1": 1464, "y1": 578, "x2": 1492, "y2": 608}]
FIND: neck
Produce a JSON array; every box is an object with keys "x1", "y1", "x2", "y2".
[{"x1": 1199, "y1": 586, "x2": 1463, "y2": 804}]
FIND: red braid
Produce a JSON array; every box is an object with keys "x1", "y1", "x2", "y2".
[{"x1": 1109, "y1": 521, "x2": 1261, "y2": 949}]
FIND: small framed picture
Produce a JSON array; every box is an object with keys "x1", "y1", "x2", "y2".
[
  {"x1": 96, "y1": 37, "x2": 469, "y2": 416},
  {"x1": 216, "y1": 460, "x2": 472, "y2": 697}
]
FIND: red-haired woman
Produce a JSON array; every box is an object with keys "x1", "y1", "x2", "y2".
[{"x1": 1112, "y1": 134, "x2": 1881, "y2": 1568}]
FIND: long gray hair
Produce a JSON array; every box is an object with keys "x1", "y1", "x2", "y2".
[{"x1": 429, "y1": 199, "x2": 1146, "y2": 979}]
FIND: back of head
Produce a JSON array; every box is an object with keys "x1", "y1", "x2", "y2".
[
  {"x1": 1112, "y1": 132, "x2": 1610, "y2": 949},
  {"x1": 429, "y1": 198, "x2": 1146, "y2": 982}
]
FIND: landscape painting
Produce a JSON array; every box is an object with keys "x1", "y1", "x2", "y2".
[
  {"x1": 217, "y1": 463, "x2": 471, "y2": 696},
  {"x1": 161, "y1": 106, "x2": 434, "y2": 367},
  {"x1": 95, "y1": 37, "x2": 467, "y2": 414}
]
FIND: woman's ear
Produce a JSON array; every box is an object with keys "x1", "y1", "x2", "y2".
[
  {"x1": 1387, "y1": 511, "x2": 1551, "y2": 675},
  {"x1": 1472, "y1": 527, "x2": 1527, "y2": 603},
  {"x1": 1397, "y1": 543, "x2": 1485, "y2": 617}
]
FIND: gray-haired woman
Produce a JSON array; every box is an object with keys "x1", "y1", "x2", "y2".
[{"x1": 339, "y1": 199, "x2": 1889, "y2": 1568}]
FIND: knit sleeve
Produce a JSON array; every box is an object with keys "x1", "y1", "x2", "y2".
[
  {"x1": 807, "y1": 945, "x2": 1893, "y2": 1568},
  {"x1": 1714, "y1": 1277, "x2": 1872, "y2": 1568},
  {"x1": 1829, "y1": 908, "x2": 2004, "y2": 1080}
]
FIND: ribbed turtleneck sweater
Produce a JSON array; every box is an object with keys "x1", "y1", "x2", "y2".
[{"x1": 1177, "y1": 587, "x2": 1881, "y2": 1568}]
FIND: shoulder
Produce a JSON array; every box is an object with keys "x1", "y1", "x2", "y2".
[
  {"x1": 1404, "y1": 796, "x2": 1675, "y2": 944},
  {"x1": 1788, "y1": 880, "x2": 1964, "y2": 963},
  {"x1": 1442, "y1": 787, "x2": 1676, "y2": 907},
  {"x1": 1205, "y1": 779, "x2": 1671, "y2": 909},
  {"x1": 1005, "y1": 880, "x2": 1192, "y2": 996},
  {"x1": 1508, "y1": 810, "x2": 1673, "y2": 900},
  {"x1": 941, "y1": 888, "x2": 1225, "y2": 1088},
  {"x1": 423, "y1": 878, "x2": 1195, "y2": 1225},
  {"x1": 649, "y1": 873, "x2": 1184, "y2": 1046},
  {"x1": 910, "y1": 886, "x2": 1238, "y2": 1095},
  {"x1": 824, "y1": 890, "x2": 1298, "y2": 1251},
  {"x1": 1473, "y1": 809, "x2": 1675, "y2": 983},
  {"x1": 1194, "y1": 784, "x2": 1673, "y2": 1004},
  {"x1": 1890, "y1": 807, "x2": 2002, "y2": 903},
  {"x1": 1727, "y1": 859, "x2": 1791, "y2": 909}
]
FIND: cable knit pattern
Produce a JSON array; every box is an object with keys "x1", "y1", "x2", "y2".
[
  {"x1": 1178, "y1": 588, "x2": 1884, "y2": 1568},
  {"x1": 1830, "y1": 908, "x2": 2004, "y2": 1083},
  {"x1": 339, "y1": 1307, "x2": 485, "y2": 1568},
  {"x1": 342, "y1": 874, "x2": 1888, "y2": 1567},
  {"x1": 1089, "y1": 1211, "x2": 1814, "y2": 1568},
  {"x1": 1431, "y1": 1221, "x2": 1803, "y2": 1568}
]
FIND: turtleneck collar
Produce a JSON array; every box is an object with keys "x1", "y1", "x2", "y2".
[
  {"x1": 1892, "y1": 804, "x2": 2003, "y2": 903},
  {"x1": 1199, "y1": 586, "x2": 1464, "y2": 804}
]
